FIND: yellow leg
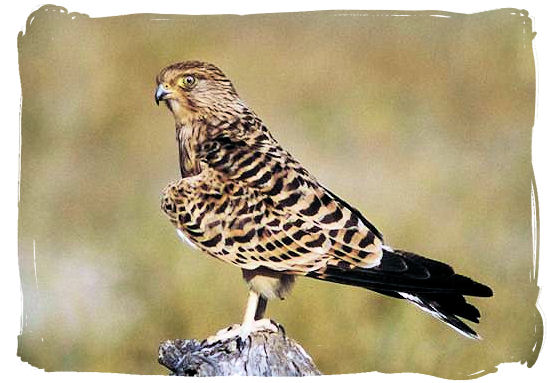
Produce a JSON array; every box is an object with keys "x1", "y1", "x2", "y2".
[
  {"x1": 242, "y1": 290, "x2": 261, "y2": 327},
  {"x1": 206, "y1": 290, "x2": 277, "y2": 344}
]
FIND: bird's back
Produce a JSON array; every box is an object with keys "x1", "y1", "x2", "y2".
[{"x1": 161, "y1": 113, "x2": 385, "y2": 274}]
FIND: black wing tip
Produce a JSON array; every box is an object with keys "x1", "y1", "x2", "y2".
[
  {"x1": 397, "y1": 291, "x2": 484, "y2": 340},
  {"x1": 382, "y1": 248, "x2": 494, "y2": 298},
  {"x1": 460, "y1": 326, "x2": 482, "y2": 340},
  {"x1": 449, "y1": 275, "x2": 493, "y2": 298},
  {"x1": 453, "y1": 322, "x2": 481, "y2": 340},
  {"x1": 307, "y1": 269, "x2": 488, "y2": 340},
  {"x1": 476, "y1": 284, "x2": 493, "y2": 298}
]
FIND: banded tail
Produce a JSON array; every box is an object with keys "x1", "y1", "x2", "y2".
[{"x1": 307, "y1": 247, "x2": 493, "y2": 339}]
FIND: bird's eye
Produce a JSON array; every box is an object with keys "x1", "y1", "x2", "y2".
[{"x1": 178, "y1": 75, "x2": 197, "y2": 89}]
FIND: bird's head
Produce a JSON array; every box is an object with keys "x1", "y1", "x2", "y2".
[{"x1": 155, "y1": 61, "x2": 239, "y2": 124}]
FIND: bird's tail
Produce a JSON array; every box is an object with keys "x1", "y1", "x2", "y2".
[{"x1": 306, "y1": 247, "x2": 493, "y2": 339}]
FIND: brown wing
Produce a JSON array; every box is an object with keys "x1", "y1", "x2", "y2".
[
  {"x1": 161, "y1": 131, "x2": 384, "y2": 274},
  {"x1": 162, "y1": 170, "x2": 332, "y2": 273}
]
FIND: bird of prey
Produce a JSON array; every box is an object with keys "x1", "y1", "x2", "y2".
[{"x1": 154, "y1": 60, "x2": 492, "y2": 342}]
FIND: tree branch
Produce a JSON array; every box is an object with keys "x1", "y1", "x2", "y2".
[{"x1": 158, "y1": 327, "x2": 321, "y2": 376}]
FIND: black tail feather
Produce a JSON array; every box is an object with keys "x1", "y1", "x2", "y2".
[{"x1": 307, "y1": 248, "x2": 493, "y2": 339}]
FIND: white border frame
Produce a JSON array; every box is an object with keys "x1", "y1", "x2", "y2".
[{"x1": 2, "y1": 1, "x2": 547, "y2": 382}]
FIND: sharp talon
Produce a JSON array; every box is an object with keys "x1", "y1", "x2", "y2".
[
  {"x1": 236, "y1": 336, "x2": 245, "y2": 351},
  {"x1": 206, "y1": 319, "x2": 281, "y2": 346},
  {"x1": 205, "y1": 323, "x2": 246, "y2": 345},
  {"x1": 260, "y1": 318, "x2": 279, "y2": 333}
]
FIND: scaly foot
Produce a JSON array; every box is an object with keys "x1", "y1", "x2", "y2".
[{"x1": 205, "y1": 319, "x2": 280, "y2": 345}]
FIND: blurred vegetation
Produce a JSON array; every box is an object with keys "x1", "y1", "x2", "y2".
[{"x1": 17, "y1": 6, "x2": 540, "y2": 377}]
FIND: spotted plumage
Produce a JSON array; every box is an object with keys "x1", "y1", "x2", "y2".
[{"x1": 155, "y1": 60, "x2": 492, "y2": 340}]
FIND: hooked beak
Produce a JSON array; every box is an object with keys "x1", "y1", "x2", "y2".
[{"x1": 155, "y1": 84, "x2": 171, "y2": 105}]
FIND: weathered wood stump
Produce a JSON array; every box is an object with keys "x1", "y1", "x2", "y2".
[{"x1": 158, "y1": 327, "x2": 321, "y2": 376}]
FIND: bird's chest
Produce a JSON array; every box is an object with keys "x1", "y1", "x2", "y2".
[{"x1": 176, "y1": 124, "x2": 203, "y2": 178}]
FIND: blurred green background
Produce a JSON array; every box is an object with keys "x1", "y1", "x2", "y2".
[{"x1": 17, "y1": 5, "x2": 540, "y2": 377}]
